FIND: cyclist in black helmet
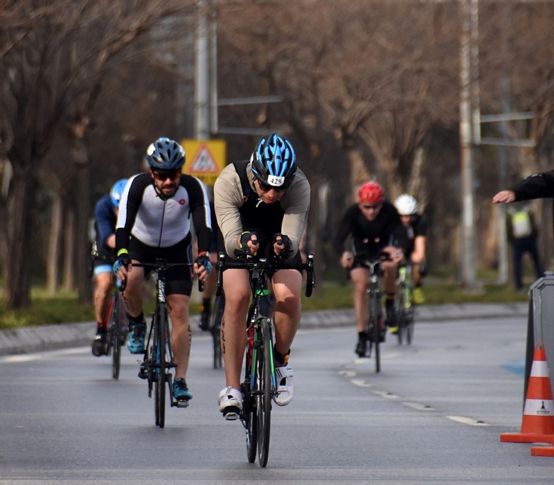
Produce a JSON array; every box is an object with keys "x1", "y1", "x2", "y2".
[
  {"x1": 214, "y1": 133, "x2": 311, "y2": 419},
  {"x1": 113, "y1": 137, "x2": 213, "y2": 404}
]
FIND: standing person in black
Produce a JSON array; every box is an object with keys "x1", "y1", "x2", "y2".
[
  {"x1": 493, "y1": 172, "x2": 548, "y2": 290},
  {"x1": 334, "y1": 181, "x2": 404, "y2": 357}
]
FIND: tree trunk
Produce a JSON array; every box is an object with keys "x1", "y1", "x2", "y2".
[
  {"x1": 5, "y1": 169, "x2": 36, "y2": 309},
  {"x1": 46, "y1": 192, "x2": 63, "y2": 294},
  {"x1": 71, "y1": 138, "x2": 92, "y2": 304},
  {"x1": 63, "y1": 207, "x2": 75, "y2": 292}
]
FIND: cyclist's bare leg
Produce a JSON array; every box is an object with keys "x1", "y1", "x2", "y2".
[
  {"x1": 272, "y1": 269, "x2": 302, "y2": 356},
  {"x1": 94, "y1": 272, "x2": 113, "y2": 326},
  {"x1": 122, "y1": 262, "x2": 145, "y2": 318},
  {"x1": 350, "y1": 267, "x2": 369, "y2": 332},
  {"x1": 167, "y1": 293, "x2": 191, "y2": 379},
  {"x1": 221, "y1": 268, "x2": 250, "y2": 389},
  {"x1": 381, "y1": 262, "x2": 398, "y2": 296}
]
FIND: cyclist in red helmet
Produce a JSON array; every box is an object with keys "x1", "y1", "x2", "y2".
[{"x1": 334, "y1": 181, "x2": 404, "y2": 357}]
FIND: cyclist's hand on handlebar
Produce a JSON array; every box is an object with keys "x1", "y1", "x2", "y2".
[
  {"x1": 194, "y1": 251, "x2": 213, "y2": 282},
  {"x1": 112, "y1": 253, "x2": 130, "y2": 290},
  {"x1": 272, "y1": 233, "x2": 292, "y2": 259},
  {"x1": 236, "y1": 231, "x2": 259, "y2": 257},
  {"x1": 340, "y1": 251, "x2": 354, "y2": 269},
  {"x1": 383, "y1": 246, "x2": 404, "y2": 264}
]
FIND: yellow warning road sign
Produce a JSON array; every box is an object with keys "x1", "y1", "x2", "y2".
[{"x1": 181, "y1": 139, "x2": 227, "y2": 186}]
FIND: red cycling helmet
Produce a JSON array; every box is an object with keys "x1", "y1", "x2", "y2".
[{"x1": 357, "y1": 181, "x2": 385, "y2": 204}]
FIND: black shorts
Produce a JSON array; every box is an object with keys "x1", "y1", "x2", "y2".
[{"x1": 129, "y1": 235, "x2": 193, "y2": 296}]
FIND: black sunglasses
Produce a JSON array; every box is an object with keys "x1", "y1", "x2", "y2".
[
  {"x1": 361, "y1": 203, "x2": 382, "y2": 210},
  {"x1": 152, "y1": 169, "x2": 180, "y2": 181},
  {"x1": 258, "y1": 179, "x2": 285, "y2": 193}
]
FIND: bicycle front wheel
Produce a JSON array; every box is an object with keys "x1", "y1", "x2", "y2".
[
  {"x1": 111, "y1": 295, "x2": 123, "y2": 380},
  {"x1": 256, "y1": 317, "x2": 273, "y2": 467},
  {"x1": 369, "y1": 293, "x2": 381, "y2": 374},
  {"x1": 154, "y1": 305, "x2": 168, "y2": 428},
  {"x1": 243, "y1": 326, "x2": 257, "y2": 463},
  {"x1": 211, "y1": 294, "x2": 224, "y2": 369}
]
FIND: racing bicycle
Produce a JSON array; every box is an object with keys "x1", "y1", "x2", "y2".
[{"x1": 215, "y1": 252, "x2": 315, "y2": 467}]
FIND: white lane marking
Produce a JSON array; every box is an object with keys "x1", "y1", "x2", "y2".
[
  {"x1": 373, "y1": 390, "x2": 398, "y2": 399},
  {"x1": 447, "y1": 415, "x2": 489, "y2": 426},
  {"x1": 402, "y1": 401, "x2": 435, "y2": 411},
  {"x1": 339, "y1": 370, "x2": 357, "y2": 377},
  {"x1": 351, "y1": 379, "x2": 372, "y2": 388},
  {"x1": 0, "y1": 346, "x2": 88, "y2": 363}
]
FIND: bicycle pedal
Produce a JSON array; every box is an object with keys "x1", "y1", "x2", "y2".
[
  {"x1": 222, "y1": 408, "x2": 240, "y2": 421},
  {"x1": 173, "y1": 400, "x2": 190, "y2": 409}
]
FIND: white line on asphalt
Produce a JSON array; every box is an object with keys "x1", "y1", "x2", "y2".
[
  {"x1": 372, "y1": 390, "x2": 399, "y2": 399},
  {"x1": 0, "y1": 347, "x2": 88, "y2": 363},
  {"x1": 447, "y1": 415, "x2": 489, "y2": 426},
  {"x1": 351, "y1": 379, "x2": 372, "y2": 388},
  {"x1": 402, "y1": 401, "x2": 435, "y2": 411}
]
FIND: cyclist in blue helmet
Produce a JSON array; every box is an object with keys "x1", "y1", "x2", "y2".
[
  {"x1": 91, "y1": 178, "x2": 129, "y2": 356},
  {"x1": 113, "y1": 137, "x2": 213, "y2": 404},
  {"x1": 214, "y1": 133, "x2": 311, "y2": 419}
]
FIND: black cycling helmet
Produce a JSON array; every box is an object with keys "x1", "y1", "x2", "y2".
[
  {"x1": 250, "y1": 133, "x2": 297, "y2": 189},
  {"x1": 146, "y1": 137, "x2": 185, "y2": 170}
]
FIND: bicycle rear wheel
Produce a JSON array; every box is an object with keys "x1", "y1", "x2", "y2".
[
  {"x1": 257, "y1": 317, "x2": 273, "y2": 467},
  {"x1": 154, "y1": 305, "x2": 168, "y2": 428},
  {"x1": 405, "y1": 308, "x2": 415, "y2": 345}
]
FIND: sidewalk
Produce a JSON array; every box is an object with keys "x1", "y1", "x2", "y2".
[{"x1": 0, "y1": 302, "x2": 529, "y2": 356}]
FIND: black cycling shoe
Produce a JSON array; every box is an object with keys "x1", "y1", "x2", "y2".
[
  {"x1": 355, "y1": 331, "x2": 368, "y2": 357},
  {"x1": 91, "y1": 328, "x2": 108, "y2": 357},
  {"x1": 199, "y1": 310, "x2": 211, "y2": 331}
]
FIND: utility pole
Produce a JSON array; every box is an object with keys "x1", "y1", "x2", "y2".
[
  {"x1": 459, "y1": 0, "x2": 479, "y2": 288},
  {"x1": 195, "y1": 0, "x2": 210, "y2": 140}
]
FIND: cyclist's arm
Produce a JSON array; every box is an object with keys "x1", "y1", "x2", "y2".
[
  {"x1": 333, "y1": 205, "x2": 357, "y2": 255},
  {"x1": 95, "y1": 196, "x2": 116, "y2": 252},
  {"x1": 186, "y1": 176, "x2": 213, "y2": 253},
  {"x1": 280, "y1": 172, "x2": 311, "y2": 256},
  {"x1": 115, "y1": 174, "x2": 142, "y2": 258},
  {"x1": 214, "y1": 165, "x2": 247, "y2": 256}
]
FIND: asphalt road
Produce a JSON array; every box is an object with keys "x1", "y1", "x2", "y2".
[{"x1": 1, "y1": 314, "x2": 553, "y2": 484}]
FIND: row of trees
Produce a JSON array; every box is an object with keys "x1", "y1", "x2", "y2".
[{"x1": 2, "y1": 1, "x2": 554, "y2": 310}]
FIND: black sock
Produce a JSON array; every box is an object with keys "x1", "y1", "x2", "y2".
[
  {"x1": 358, "y1": 331, "x2": 368, "y2": 340},
  {"x1": 127, "y1": 312, "x2": 144, "y2": 326},
  {"x1": 274, "y1": 348, "x2": 290, "y2": 367}
]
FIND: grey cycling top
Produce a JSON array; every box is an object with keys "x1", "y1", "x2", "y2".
[{"x1": 214, "y1": 161, "x2": 310, "y2": 256}]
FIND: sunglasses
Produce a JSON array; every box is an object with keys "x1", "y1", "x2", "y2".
[
  {"x1": 361, "y1": 203, "x2": 382, "y2": 210},
  {"x1": 152, "y1": 169, "x2": 180, "y2": 181},
  {"x1": 257, "y1": 180, "x2": 285, "y2": 193}
]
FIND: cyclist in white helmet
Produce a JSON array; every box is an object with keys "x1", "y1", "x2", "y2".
[{"x1": 393, "y1": 194, "x2": 428, "y2": 305}]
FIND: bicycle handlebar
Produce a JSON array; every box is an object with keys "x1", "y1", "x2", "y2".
[
  {"x1": 117, "y1": 261, "x2": 204, "y2": 292},
  {"x1": 215, "y1": 252, "x2": 316, "y2": 298}
]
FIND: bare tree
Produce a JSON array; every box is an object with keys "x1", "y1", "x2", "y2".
[{"x1": 1, "y1": 0, "x2": 193, "y2": 309}]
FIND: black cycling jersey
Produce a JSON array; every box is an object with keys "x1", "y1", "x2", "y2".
[
  {"x1": 334, "y1": 201, "x2": 401, "y2": 260},
  {"x1": 392, "y1": 213, "x2": 428, "y2": 259}
]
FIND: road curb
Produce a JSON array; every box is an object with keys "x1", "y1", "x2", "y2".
[{"x1": 0, "y1": 303, "x2": 529, "y2": 356}]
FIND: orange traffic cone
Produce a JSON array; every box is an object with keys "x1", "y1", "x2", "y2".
[
  {"x1": 500, "y1": 344, "x2": 554, "y2": 443},
  {"x1": 531, "y1": 441, "x2": 554, "y2": 456}
]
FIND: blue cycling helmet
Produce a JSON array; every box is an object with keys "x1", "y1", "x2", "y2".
[
  {"x1": 110, "y1": 178, "x2": 128, "y2": 208},
  {"x1": 146, "y1": 137, "x2": 185, "y2": 170},
  {"x1": 251, "y1": 133, "x2": 297, "y2": 189}
]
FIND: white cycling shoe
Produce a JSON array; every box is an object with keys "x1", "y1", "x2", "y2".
[
  {"x1": 218, "y1": 386, "x2": 243, "y2": 420},
  {"x1": 274, "y1": 366, "x2": 294, "y2": 406}
]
